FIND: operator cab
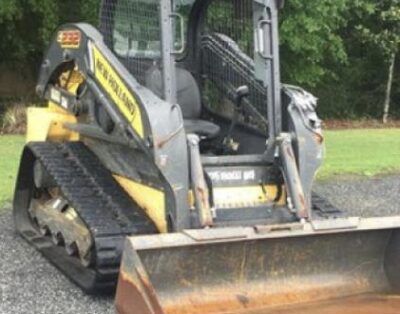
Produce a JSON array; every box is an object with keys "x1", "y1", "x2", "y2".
[{"x1": 101, "y1": 0, "x2": 282, "y2": 155}]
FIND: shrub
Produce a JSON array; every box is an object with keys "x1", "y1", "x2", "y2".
[{"x1": 1, "y1": 103, "x2": 27, "y2": 135}]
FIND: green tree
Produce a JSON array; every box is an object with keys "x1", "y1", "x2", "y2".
[
  {"x1": 0, "y1": 0, "x2": 99, "y2": 70},
  {"x1": 355, "y1": 0, "x2": 400, "y2": 123},
  {"x1": 279, "y1": 0, "x2": 349, "y2": 87}
]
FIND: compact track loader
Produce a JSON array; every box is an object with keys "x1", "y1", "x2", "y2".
[{"x1": 13, "y1": 0, "x2": 400, "y2": 313}]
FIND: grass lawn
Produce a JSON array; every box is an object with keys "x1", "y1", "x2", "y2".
[
  {"x1": 0, "y1": 135, "x2": 25, "y2": 208},
  {"x1": 0, "y1": 129, "x2": 399, "y2": 207},
  {"x1": 318, "y1": 129, "x2": 400, "y2": 179}
]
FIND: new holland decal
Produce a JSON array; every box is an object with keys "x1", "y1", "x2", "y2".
[{"x1": 92, "y1": 46, "x2": 144, "y2": 138}]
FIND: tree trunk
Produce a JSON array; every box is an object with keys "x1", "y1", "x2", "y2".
[{"x1": 383, "y1": 52, "x2": 396, "y2": 124}]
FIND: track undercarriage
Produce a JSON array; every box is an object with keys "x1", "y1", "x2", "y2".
[{"x1": 13, "y1": 142, "x2": 156, "y2": 293}]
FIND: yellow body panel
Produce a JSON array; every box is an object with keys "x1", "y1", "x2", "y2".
[
  {"x1": 26, "y1": 103, "x2": 79, "y2": 142},
  {"x1": 92, "y1": 47, "x2": 144, "y2": 138},
  {"x1": 188, "y1": 185, "x2": 286, "y2": 209},
  {"x1": 58, "y1": 66, "x2": 85, "y2": 94},
  {"x1": 114, "y1": 175, "x2": 167, "y2": 233},
  {"x1": 212, "y1": 185, "x2": 285, "y2": 208}
]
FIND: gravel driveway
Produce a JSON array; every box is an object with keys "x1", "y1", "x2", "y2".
[
  {"x1": 1, "y1": 175, "x2": 399, "y2": 314},
  {"x1": 0, "y1": 210, "x2": 114, "y2": 314}
]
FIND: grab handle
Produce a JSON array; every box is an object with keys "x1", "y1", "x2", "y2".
[
  {"x1": 170, "y1": 13, "x2": 185, "y2": 55},
  {"x1": 256, "y1": 19, "x2": 273, "y2": 60}
]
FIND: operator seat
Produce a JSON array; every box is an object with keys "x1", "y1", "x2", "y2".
[{"x1": 145, "y1": 66, "x2": 220, "y2": 139}]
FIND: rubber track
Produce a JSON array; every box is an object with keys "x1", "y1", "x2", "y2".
[
  {"x1": 14, "y1": 142, "x2": 157, "y2": 293},
  {"x1": 312, "y1": 192, "x2": 343, "y2": 217}
]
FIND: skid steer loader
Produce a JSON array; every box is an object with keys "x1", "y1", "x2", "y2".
[{"x1": 13, "y1": 0, "x2": 400, "y2": 313}]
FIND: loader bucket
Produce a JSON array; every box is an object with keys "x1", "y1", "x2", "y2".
[{"x1": 115, "y1": 217, "x2": 400, "y2": 314}]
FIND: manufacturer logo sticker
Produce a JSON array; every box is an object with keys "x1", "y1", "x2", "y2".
[
  {"x1": 57, "y1": 30, "x2": 81, "y2": 49},
  {"x1": 92, "y1": 46, "x2": 144, "y2": 137}
]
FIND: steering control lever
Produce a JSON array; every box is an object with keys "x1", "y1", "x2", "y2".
[{"x1": 223, "y1": 85, "x2": 249, "y2": 153}]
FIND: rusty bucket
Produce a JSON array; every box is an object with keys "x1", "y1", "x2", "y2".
[{"x1": 115, "y1": 217, "x2": 400, "y2": 314}]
